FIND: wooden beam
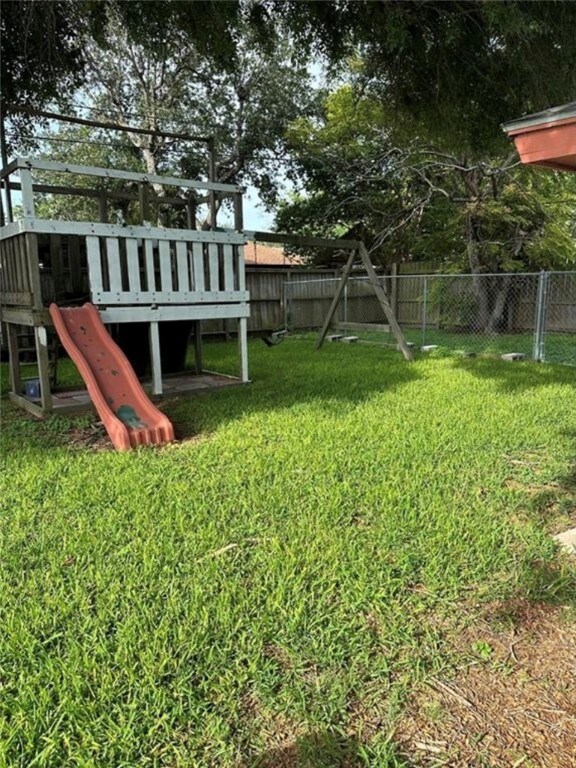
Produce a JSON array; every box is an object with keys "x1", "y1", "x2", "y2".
[
  {"x1": 6, "y1": 323, "x2": 22, "y2": 395},
  {"x1": 34, "y1": 325, "x2": 53, "y2": 411},
  {"x1": 0, "y1": 307, "x2": 51, "y2": 325},
  {"x1": 10, "y1": 218, "x2": 245, "y2": 243},
  {"x1": 334, "y1": 321, "x2": 390, "y2": 333},
  {"x1": 315, "y1": 249, "x2": 357, "y2": 349},
  {"x1": 9, "y1": 106, "x2": 213, "y2": 144},
  {"x1": 194, "y1": 320, "x2": 203, "y2": 374},
  {"x1": 8, "y1": 391, "x2": 44, "y2": 418},
  {"x1": 9, "y1": 181, "x2": 190, "y2": 207},
  {"x1": 149, "y1": 321, "x2": 162, "y2": 395},
  {"x1": 358, "y1": 243, "x2": 413, "y2": 361},
  {"x1": 234, "y1": 192, "x2": 244, "y2": 232},
  {"x1": 16, "y1": 157, "x2": 240, "y2": 194},
  {"x1": 247, "y1": 230, "x2": 360, "y2": 250},
  {"x1": 238, "y1": 317, "x2": 249, "y2": 382}
]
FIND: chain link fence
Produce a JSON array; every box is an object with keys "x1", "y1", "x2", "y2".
[{"x1": 285, "y1": 271, "x2": 576, "y2": 366}]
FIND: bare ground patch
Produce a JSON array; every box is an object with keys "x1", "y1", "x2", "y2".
[{"x1": 395, "y1": 600, "x2": 576, "y2": 768}]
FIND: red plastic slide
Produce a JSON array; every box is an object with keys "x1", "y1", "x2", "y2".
[{"x1": 49, "y1": 303, "x2": 174, "y2": 451}]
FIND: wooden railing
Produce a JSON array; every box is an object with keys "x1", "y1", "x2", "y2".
[
  {"x1": 0, "y1": 233, "x2": 36, "y2": 306},
  {"x1": 86, "y1": 232, "x2": 247, "y2": 306}
]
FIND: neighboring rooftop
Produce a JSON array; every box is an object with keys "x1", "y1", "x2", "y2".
[{"x1": 244, "y1": 241, "x2": 304, "y2": 267}]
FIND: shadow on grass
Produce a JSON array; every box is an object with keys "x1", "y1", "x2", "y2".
[
  {"x1": 165, "y1": 340, "x2": 421, "y2": 442},
  {"x1": 246, "y1": 728, "x2": 412, "y2": 768},
  {"x1": 448, "y1": 355, "x2": 575, "y2": 393},
  {"x1": 0, "y1": 340, "x2": 421, "y2": 453}
]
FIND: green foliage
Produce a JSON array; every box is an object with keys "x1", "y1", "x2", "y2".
[
  {"x1": 278, "y1": 81, "x2": 576, "y2": 271},
  {"x1": 0, "y1": 0, "x2": 86, "y2": 136},
  {"x1": 266, "y1": 0, "x2": 576, "y2": 155},
  {"x1": 1, "y1": 340, "x2": 575, "y2": 765}
]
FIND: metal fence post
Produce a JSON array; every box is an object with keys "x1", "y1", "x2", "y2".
[
  {"x1": 533, "y1": 271, "x2": 549, "y2": 362},
  {"x1": 284, "y1": 279, "x2": 291, "y2": 331},
  {"x1": 344, "y1": 282, "x2": 348, "y2": 330},
  {"x1": 422, "y1": 275, "x2": 428, "y2": 347}
]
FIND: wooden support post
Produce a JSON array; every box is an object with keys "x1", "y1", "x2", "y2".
[
  {"x1": 390, "y1": 262, "x2": 398, "y2": 316},
  {"x1": 315, "y1": 249, "x2": 357, "y2": 349},
  {"x1": 139, "y1": 182, "x2": 150, "y2": 224},
  {"x1": 238, "y1": 317, "x2": 249, "y2": 382},
  {"x1": 186, "y1": 195, "x2": 197, "y2": 229},
  {"x1": 194, "y1": 320, "x2": 203, "y2": 374},
  {"x1": 6, "y1": 323, "x2": 22, "y2": 395},
  {"x1": 208, "y1": 140, "x2": 217, "y2": 230},
  {"x1": 0, "y1": 116, "x2": 13, "y2": 222},
  {"x1": 19, "y1": 168, "x2": 36, "y2": 217},
  {"x1": 358, "y1": 243, "x2": 413, "y2": 361},
  {"x1": 234, "y1": 191, "x2": 244, "y2": 232},
  {"x1": 34, "y1": 325, "x2": 53, "y2": 412},
  {"x1": 149, "y1": 321, "x2": 162, "y2": 395},
  {"x1": 98, "y1": 191, "x2": 108, "y2": 223}
]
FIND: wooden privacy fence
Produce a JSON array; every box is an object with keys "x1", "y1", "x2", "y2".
[{"x1": 201, "y1": 267, "x2": 338, "y2": 335}]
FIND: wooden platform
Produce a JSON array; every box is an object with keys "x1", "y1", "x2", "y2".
[{"x1": 11, "y1": 372, "x2": 243, "y2": 416}]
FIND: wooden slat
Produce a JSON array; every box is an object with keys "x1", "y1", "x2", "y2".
[
  {"x1": 106, "y1": 237, "x2": 122, "y2": 292},
  {"x1": 14, "y1": 236, "x2": 24, "y2": 291},
  {"x1": 223, "y1": 244, "x2": 234, "y2": 292},
  {"x1": 50, "y1": 234, "x2": 63, "y2": 293},
  {"x1": 125, "y1": 238, "x2": 141, "y2": 293},
  {"x1": 26, "y1": 233, "x2": 43, "y2": 311},
  {"x1": 175, "y1": 241, "x2": 189, "y2": 292},
  {"x1": 6, "y1": 323, "x2": 22, "y2": 394},
  {"x1": 144, "y1": 239, "x2": 156, "y2": 292},
  {"x1": 1, "y1": 307, "x2": 51, "y2": 325},
  {"x1": 0, "y1": 291, "x2": 34, "y2": 306},
  {"x1": 158, "y1": 240, "x2": 173, "y2": 292},
  {"x1": 192, "y1": 242, "x2": 205, "y2": 291},
  {"x1": 208, "y1": 243, "x2": 219, "y2": 291},
  {"x1": 3, "y1": 239, "x2": 15, "y2": 292},
  {"x1": 68, "y1": 235, "x2": 82, "y2": 292},
  {"x1": 237, "y1": 246, "x2": 246, "y2": 292},
  {"x1": 19, "y1": 235, "x2": 32, "y2": 292},
  {"x1": 86, "y1": 236, "x2": 104, "y2": 295}
]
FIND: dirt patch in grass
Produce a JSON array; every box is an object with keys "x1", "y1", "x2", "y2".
[
  {"x1": 68, "y1": 421, "x2": 112, "y2": 450},
  {"x1": 395, "y1": 600, "x2": 576, "y2": 768}
]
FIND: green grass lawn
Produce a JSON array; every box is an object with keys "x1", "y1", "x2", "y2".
[{"x1": 1, "y1": 340, "x2": 575, "y2": 767}]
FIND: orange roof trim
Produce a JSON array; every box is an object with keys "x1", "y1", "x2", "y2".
[{"x1": 503, "y1": 102, "x2": 576, "y2": 173}]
